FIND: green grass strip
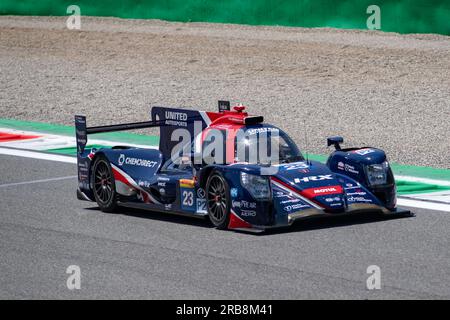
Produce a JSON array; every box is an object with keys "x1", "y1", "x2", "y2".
[{"x1": 396, "y1": 181, "x2": 450, "y2": 195}]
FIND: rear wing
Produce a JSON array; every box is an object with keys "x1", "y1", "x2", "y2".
[
  {"x1": 74, "y1": 115, "x2": 160, "y2": 155},
  {"x1": 75, "y1": 100, "x2": 242, "y2": 164},
  {"x1": 75, "y1": 114, "x2": 167, "y2": 190},
  {"x1": 74, "y1": 103, "x2": 228, "y2": 157}
]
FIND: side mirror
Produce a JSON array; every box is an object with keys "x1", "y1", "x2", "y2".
[
  {"x1": 327, "y1": 136, "x2": 344, "y2": 150},
  {"x1": 180, "y1": 156, "x2": 192, "y2": 166}
]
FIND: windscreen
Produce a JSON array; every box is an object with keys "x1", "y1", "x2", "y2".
[{"x1": 234, "y1": 125, "x2": 304, "y2": 165}]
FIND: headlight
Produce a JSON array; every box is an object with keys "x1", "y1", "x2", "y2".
[
  {"x1": 365, "y1": 161, "x2": 389, "y2": 186},
  {"x1": 240, "y1": 172, "x2": 271, "y2": 200}
]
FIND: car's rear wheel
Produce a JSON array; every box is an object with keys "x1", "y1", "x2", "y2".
[
  {"x1": 206, "y1": 171, "x2": 231, "y2": 229},
  {"x1": 92, "y1": 155, "x2": 118, "y2": 212}
]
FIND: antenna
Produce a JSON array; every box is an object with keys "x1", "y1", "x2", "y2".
[{"x1": 303, "y1": 118, "x2": 310, "y2": 165}]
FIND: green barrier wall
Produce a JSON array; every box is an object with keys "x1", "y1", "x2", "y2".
[{"x1": 0, "y1": 0, "x2": 449, "y2": 35}]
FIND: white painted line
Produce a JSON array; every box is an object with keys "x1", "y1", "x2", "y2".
[
  {"x1": 397, "y1": 198, "x2": 450, "y2": 213},
  {"x1": 399, "y1": 191, "x2": 450, "y2": 205},
  {"x1": 0, "y1": 147, "x2": 76, "y2": 163},
  {"x1": 395, "y1": 175, "x2": 450, "y2": 187},
  {"x1": 0, "y1": 137, "x2": 73, "y2": 150},
  {"x1": 0, "y1": 175, "x2": 77, "y2": 188}
]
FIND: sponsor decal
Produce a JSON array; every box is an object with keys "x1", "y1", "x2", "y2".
[
  {"x1": 197, "y1": 188, "x2": 206, "y2": 199},
  {"x1": 280, "y1": 199, "x2": 302, "y2": 205},
  {"x1": 337, "y1": 161, "x2": 359, "y2": 174},
  {"x1": 347, "y1": 196, "x2": 373, "y2": 203},
  {"x1": 329, "y1": 202, "x2": 343, "y2": 207},
  {"x1": 325, "y1": 196, "x2": 341, "y2": 203},
  {"x1": 246, "y1": 127, "x2": 279, "y2": 135},
  {"x1": 196, "y1": 199, "x2": 207, "y2": 212},
  {"x1": 157, "y1": 177, "x2": 170, "y2": 182},
  {"x1": 241, "y1": 210, "x2": 256, "y2": 217},
  {"x1": 76, "y1": 136, "x2": 86, "y2": 144},
  {"x1": 282, "y1": 162, "x2": 309, "y2": 171},
  {"x1": 346, "y1": 191, "x2": 367, "y2": 196},
  {"x1": 241, "y1": 200, "x2": 256, "y2": 209},
  {"x1": 165, "y1": 111, "x2": 188, "y2": 121},
  {"x1": 301, "y1": 185, "x2": 344, "y2": 198},
  {"x1": 75, "y1": 129, "x2": 85, "y2": 136},
  {"x1": 138, "y1": 180, "x2": 151, "y2": 188},
  {"x1": 232, "y1": 200, "x2": 240, "y2": 208},
  {"x1": 165, "y1": 204, "x2": 172, "y2": 210},
  {"x1": 78, "y1": 161, "x2": 88, "y2": 169},
  {"x1": 230, "y1": 188, "x2": 238, "y2": 198},
  {"x1": 284, "y1": 203, "x2": 309, "y2": 211},
  {"x1": 273, "y1": 191, "x2": 287, "y2": 198},
  {"x1": 157, "y1": 181, "x2": 166, "y2": 187},
  {"x1": 118, "y1": 154, "x2": 125, "y2": 166},
  {"x1": 353, "y1": 148, "x2": 375, "y2": 156},
  {"x1": 75, "y1": 128, "x2": 87, "y2": 146},
  {"x1": 312, "y1": 186, "x2": 340, "y2": 195},
  {"x1": 118, "y1": 154, "x2": 157, "y2": 168},
  {"x1": 232, "y1": 200, "x2": 256, "y2": 209},
  {"x1": 164, "y1": 111, "x2": 188, "y2": 127},
  {"x1": 294, "y1": 174, "x2": 333, "y2": 183}
]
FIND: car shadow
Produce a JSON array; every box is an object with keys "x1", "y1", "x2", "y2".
[
  {"x1": 84, "y1": 206, "x2": 414, "y2": 234},
  {"x1": 263, "y1": 211, "x2": 414, "y2": 236},
  {"x1": 84, "y1": 206, "x2": 212, "y2": 228}
]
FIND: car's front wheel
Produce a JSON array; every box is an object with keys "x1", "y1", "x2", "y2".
[
  {"x1": 91, "y1": 155, "x2": 118, "y2": 212},
  {"x1": 206, "y1": 171, "x2": 231, "y2": 229}
]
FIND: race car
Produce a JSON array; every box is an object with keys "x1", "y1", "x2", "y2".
[{"x1": 75, "y1": 101, "x2": 409, "y2": 232}]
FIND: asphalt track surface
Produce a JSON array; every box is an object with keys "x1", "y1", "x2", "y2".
[{"x1": 1, "y1": 154, "x2": 450, "y2": 299}]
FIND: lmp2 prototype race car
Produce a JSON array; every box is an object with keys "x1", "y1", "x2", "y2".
[{"x1": 75, "y1": 101, "x2": 409, "y2": 232}]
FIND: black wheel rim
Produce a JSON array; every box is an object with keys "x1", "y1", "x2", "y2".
[
  {"x1": 94, "y1": 160, "x2": 113, "y2": 204},
  {"x1": 207, "y1": 176, "x2": 227, "y2": 221}
]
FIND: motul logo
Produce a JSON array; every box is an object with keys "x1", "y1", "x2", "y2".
[
  {"x1": 313, "y1": 187, "x2": 338, "y2": 194},
  {"x1": 301, "y1": 185, "x2": 344, "y2": 198},
  {"x1": 294, "y1": 174, "x2": 333, "y2": 183}
]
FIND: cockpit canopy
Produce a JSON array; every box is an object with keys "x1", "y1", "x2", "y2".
[
  {"x1": 195, "y1": 124, "x2": 304, "y2": 165},
  {"x1": 233, "y1": 124, "x2": 304, "y2": 165}
]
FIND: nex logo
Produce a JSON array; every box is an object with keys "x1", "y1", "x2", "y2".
[{"x1": 294, "y1": 174, "x2": 333, "y2": 183}]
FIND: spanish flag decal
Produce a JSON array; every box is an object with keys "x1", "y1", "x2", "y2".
[{"x1": 179, "y1": 179, "x2": 195, "y2": 188}]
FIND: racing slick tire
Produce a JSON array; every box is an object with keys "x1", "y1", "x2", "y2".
[
  {"x1": 91, "y1": 154, "x2": 118, "y2": 213},
  {"x1": 206, "y1": 171, "x2": 231, "y2": 229}
]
